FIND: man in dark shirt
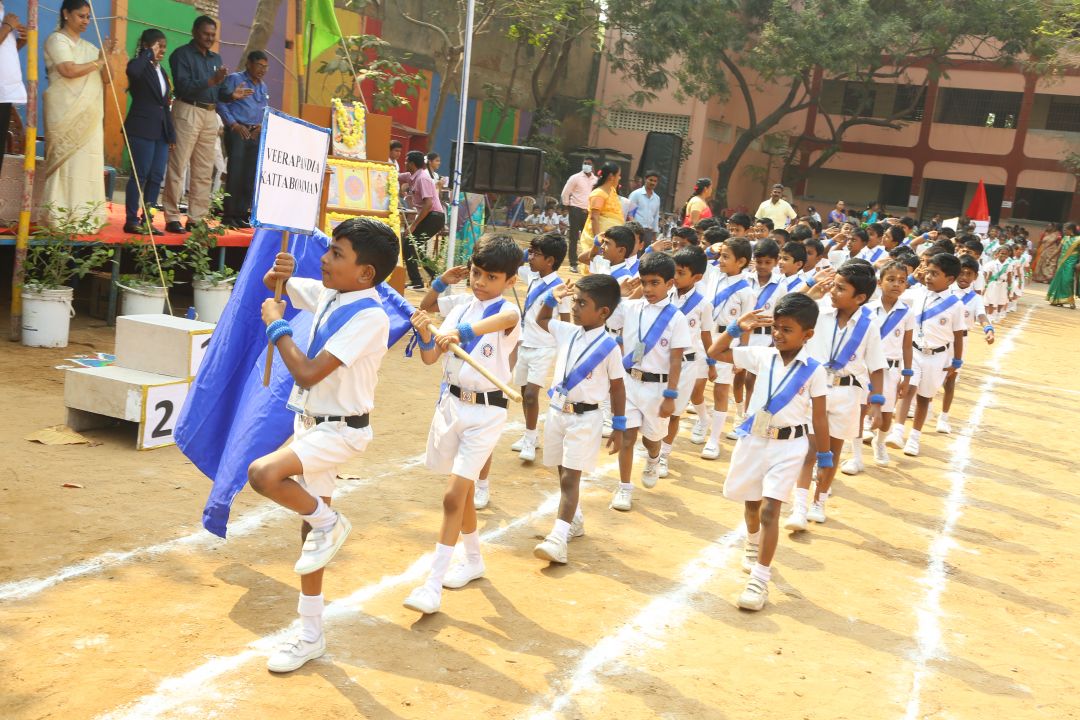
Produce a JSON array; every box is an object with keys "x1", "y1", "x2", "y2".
[
  {"x1": 217, "y1": 51, "x2": 270, "y2": 228},
  {"x1": 162, "y1": 15, "x2": 251, "y2": 233}
]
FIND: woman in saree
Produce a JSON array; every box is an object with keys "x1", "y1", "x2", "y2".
[
  {"x1": 580, "y1": 161, "x2": 624, "y2": 248},
  {"x1": 681, "y1": 177, "x2": 713, "y2": 227},
  {"x1": 1047, "y1": 223, "x2": 1079, "y2": 308},
  {"x1": 1031, "y1": 223, "x2": 1064, "y2": 283},
  {"x1": 41, "y1": 0, "x2": 118, "y2": 230}
]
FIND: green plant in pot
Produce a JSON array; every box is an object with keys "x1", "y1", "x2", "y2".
[
  {"x1": 118, "y1": 236, "x2": 182, "y2": 315},
  {"x1": 183, "y1": 190, "x2": 237, "y2": 322}
]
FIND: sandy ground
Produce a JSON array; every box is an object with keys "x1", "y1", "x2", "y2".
[{"x1": 1, "y1": 284, "x2": 1078, "y2": 720}]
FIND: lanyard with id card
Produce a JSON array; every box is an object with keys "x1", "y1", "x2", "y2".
[
  {"x1": 549, "y1": 330, "x2": 614, "y2": 412},
  {"x1": 750, "y1": 356, "x2": 799, "y2": 437}
]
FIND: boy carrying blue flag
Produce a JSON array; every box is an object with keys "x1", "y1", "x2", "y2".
[{"x1": 247, "y1": 218, "x2": 401, "y2": 673}]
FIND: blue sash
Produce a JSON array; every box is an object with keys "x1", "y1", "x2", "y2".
[
  {"x1": 550, "y1": 333, "x2": 618, "y2": 395},
  {"x1": 917, "y1": 294, "x2": 959, "y2": 324},
  {"x1": 628, "y1": 256, "x2": 640, "y2": 276},
  {"x1": 961, "y1": 290, "x2": 976, "y2": 305},
  {"x1": 736, "y1": 357, "x2": 821, "y2": 437},
  {"x1": 611, "y1": 262, "x2": 634, "y2": 280},
  {"x1": 711, "y1": 278, "x2": 748, "y2": 313},
  {"x1": 525, "y1": 276, "x2": 562, "y2": 313},
  {"x1": 784, "y1": 276, "x2": 803, "y2": 293},
  {"x1": 623, "y1": 303, "x2": 678, "y2": 370},
  {"x1": 308, "y1": 298, "x2": 384, "y2": 358},
  {"x1": 461, "y1": 299, "x2": 507, "y2": 354},
  {"x1": 679, "y1": 290, "x2": 705, "y2": 316},
  {"x1": 755, "y1": 281, "x2": 780, "y2": 310},
  {"x1": 826, "y1": 306, "x2": 873, "y2": 371},
  {"x1": 878, "y1": 305, "x2": 909, "y2": 338}
]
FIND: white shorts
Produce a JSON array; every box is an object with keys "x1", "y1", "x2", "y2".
[
  {"x1": 826, "y1": 382, "x2": 864, "y2": 440},
  {"x1": 513, "y1": 345, "x2": 558, "y2": 387},
  {"x1": 711, "y1": 360, "x2": 735, "y2": 386},
  {"x1": 911, "y1": 348, "x2": 950, "y2": 399},
  {"x1": 425, "y1": 392, "x2": 507, "y2": 481},
  {"x1": 543, "y1": 407, "x2": 604, "y2": 472},
  {"x1": 625, "y1": 376, "x2": 666, "y2": 442},
  {"x1": 673, "y1": 356, "x2": 706, "y2": 415},
  {"x1": 289, "y1": 415, "x2": 373, "y2": 498},
  {"x1": 881, "y1": 362, "x2": 902, "y2": 414},
  {"x1": 724, "y1": 433, "x2": 808, "y2": 502}
]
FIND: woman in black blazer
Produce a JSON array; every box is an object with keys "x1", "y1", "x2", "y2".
[{"x1": 123, "y1": 28, "x2": 175, "y2": 235}]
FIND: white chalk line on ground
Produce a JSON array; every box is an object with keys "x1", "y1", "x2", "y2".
[
  {"x1": 525, "y1": 526, "x2": 745, "y2": 719},
  {"x1": 902, "y1": 307, "x2": 1033, "y2": 720},
  {"x1": 96, "y1": 459, "x2": 619, "y2": 720}
]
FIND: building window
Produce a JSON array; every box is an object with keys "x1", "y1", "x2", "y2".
[
  {"x1": 879, "y1": 174, "x2": 911, "y2": 208},
  {"x1": 892, "y1": 85, "x2": 926, "y2": 121},
  {"x1": 1011, "y1": 188, "x2": 1071, "y2": 222},
  {"x1": 1045, "y1": 95, "x2": 1080, "y2": 132},
  {"x1": 935, "y1": 88, "x2": 1021, "y2": 128},
  {"x1": 841, "y1": 83, "x2": 877, "y2": 116},
  {"x1": 606, "y1": 109, "x2": 690, "y2": 137}
]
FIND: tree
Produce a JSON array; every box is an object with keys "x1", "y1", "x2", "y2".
[
  {"x1": 604, "y1": 0, "x2": 1054, "y2": 208},
  {"x1": 314, "y1": 34, "x2": 426, "y2": 113},
  {"x1": 237, "y1": 0, "x2": 285, "y2": 69}
]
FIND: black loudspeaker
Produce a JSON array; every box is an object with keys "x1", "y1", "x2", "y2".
[
  {"x1": 451, "y1": 142, "x2": 545, "y2": 195},
  {"x1": 637, "y1": 132, "x2": 683, "y2": 213}
]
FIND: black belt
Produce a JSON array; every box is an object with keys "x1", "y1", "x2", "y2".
[
  {"x1": 308, "y1": 413, "x2": 369, "y2": 429},
  {"x1": 887, "y1": 358, "x2": 901, "y2": 369},
  {"x1": 684, "y1": 352, "x2": 696, "y2": 362},
  {"x1": 962, "y1": 330, "x2": 969, "y2": 337},
  {"x1": 836, "y1": 375, "x2": 862, "y2": 387},
  {"x1": 179, "y1": 98, "x2": 216, "y2": 111},
  {"x1": 449, "y1": 384, "x2": 508, "y2": 408},
  {"x1": 754, "y1": 424, "x2": 809, "y2": 440},
  {"x1": 752, "y1": 326, "x2": 772, "y2": 335},
  {"x1": 914, "y1": 343, "x2": 949, "y2": 354},
  {"x1": 628, "y1": 368, "x2": 668, "y2": 383},
  {"x1": 552, "y1": 401, "x2": 599, "y2": 414}
]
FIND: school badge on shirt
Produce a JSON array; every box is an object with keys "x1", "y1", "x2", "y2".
[
  {"x1": 481, "y1": 343, "x2": 494, "y2": 357},
  {"x1": 660, "y1": 338, "x2": 669, "y2": 348}
]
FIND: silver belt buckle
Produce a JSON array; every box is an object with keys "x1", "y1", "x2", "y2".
[
  {"x1": 459, "y1": 389, "x2": 475, "y2": 403},
  {"x1": 630, "y1": 368, "x2": 643, "y2": 381},
  {"x1": 300, "y1": 415, "x2": 316, "y2": 430},
  {"x1": 767, "y1": 426, "x2": 781, "y2": 440},
  {"x1": 560, "y1": 401, "x2": 574, "y2": 413}
]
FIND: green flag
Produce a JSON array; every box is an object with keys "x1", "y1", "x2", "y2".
[{"x1": 305, "y1": 0, "x2": 343, "y2": 63}]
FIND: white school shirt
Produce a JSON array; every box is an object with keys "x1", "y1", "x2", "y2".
[
  {"x1": 547, "y1": 320, "x2": 625, "y2": 404},
  {"x1": 828, "y1": 247, "x2": 850, "y2": 267},
  {"x1": 517, "y1": 267, "x2": 570, "y2": 348},
  {"x1": 955, "y1": 287, "x2": 986, "y2": 330},
  {"x1": 0, "y1": 2, "x2": 27, "y2": 104},
  {"x1": 285, "y1": 279, "x2": 389, "y2": 416},
  {"x1": 857, "y1": 245, "x2": 887, "y2": 264},
  {"x1": 808, "y1": 305, "x2": 887, "y2": 387},
  {"x1": 437, "y1": 294, "x2": 522, "y2": 392},
  {"x1": 607, "y1": 296, "x2": 692, "y2": 374},
  {"x1": 669, "y1": 286, "x2": 710, "y2": 355},
  {"x1": 704, "y1": 272, "x2": 756, "y2": 332},
  {"x1": 732, "y1": 346, "x2": 828, "y2": 428},
  {"x1": 983, "y1": 258, "x2": 1004, "y2": 288},
  {"x1": 747, "y1": 270, "x2": 784, "y2": 315},
  {"x1": 867, "y1": 298, "x2": 915, "y2": 360},
  {"x1": 779, "y1": 272, "x2": 806, "y2": 297},
  {"x1": 907, "y1": 286, "x2": 966, "y2": 349}
]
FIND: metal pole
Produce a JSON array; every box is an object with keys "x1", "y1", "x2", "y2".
[
  {"x1": 444, "y1": 0, "x2": 476, "y2": 267},
  {"x1": 10, "y1": 0, "x2": 38, "y2": 341}
]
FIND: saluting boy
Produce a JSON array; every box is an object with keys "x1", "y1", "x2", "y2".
[
  {"x1": 404, "y1": 235, "x2": 523, "y2": 615},
  {"x1": 250, "y1": 219, "x2": 400, "y2": 672}
]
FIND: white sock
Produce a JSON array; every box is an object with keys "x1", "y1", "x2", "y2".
[
  {"x1": 876, "y1": 429, "x2": 887, "y2": 444},
  {"x1": 461, "y1": 530, "x2": 482, "y2": 565},
  {"x1": 573, "y1": 505, "x2": 583, "y2": 523},
  {"x1": 794, "y1": 488, "x2": 809, "y2": 512},
  {"x1": 938, "y1": 411, "x2": 949, "y2": 422},
  {"x1": 818, "y1": 491, "x2": 830, "y2": 506},
  {"x1": 660, "y1": 441, "x2": 673, "y2": 459},
  {"x1": 692, "y1": 402, "x2": 709, "y2": 420},
  {"x1": 620, "y1": 481, "x2": 633, "y2": 492},
  {"x1": 476, "y1": 477, "x2": 490, "y2": 491},
  {"x1": 850, "y1": 439, "x2": 864, "y2": 464},
  {"x1": 750, "y1": 563, "x2": 772, "y2": 584},
  {"x1": 301, "y1": 497, "x2": 337, "y2": 531},
  {"x1": 551, "y1": 519, "x2": 571, "y2": 543},
  {"x1": 910, "y1": 428, "x2": 922, "y2": 441},
  {"x1": 746, "y1": 528, "x2": 761, "y2": 546},
  {"x1": 425, "y1": 543, "x2": 455, "y2": 591},
  {"x1": 524, "y1": 428, "x2": 539, "y2": 442},
  {"x1": 297, "y1": 593, "x2": 324, "y2": 643},
  {"x1": 709, "y1": 411, "x2": 728, "y2": 444}
]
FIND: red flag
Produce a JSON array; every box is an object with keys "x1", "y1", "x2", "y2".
[{"x1": 965, "y1": 179, "x2": 990, "y2": 221}]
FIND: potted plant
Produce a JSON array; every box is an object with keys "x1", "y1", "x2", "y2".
[
  {"x1": 118, "y1": 235, "x2": 182, "y2": 316},
  {"x1": 183, "y1": 204, "x2": 236, "y2": 323},
  {"x1": 22, "y1": 203, "x2": 113, "y2": 347}
]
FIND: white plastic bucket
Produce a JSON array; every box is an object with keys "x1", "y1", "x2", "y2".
[
  {"x1": 193, "y1": 279, "x2": 233, "y2": 323},
  {"x1": 119, "y1": 283, "x2": 168, "y2": 315},
  {"x1": 21, "y1": 287, "x2": 75, "y2": 348}
]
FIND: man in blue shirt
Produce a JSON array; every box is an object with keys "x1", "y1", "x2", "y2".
[
  {"x1": 627, "y1": 170, "x2": 662, "y2": 245},
  {"x1": 218, "y1": 51, "x2": 270, "y2": 228}
]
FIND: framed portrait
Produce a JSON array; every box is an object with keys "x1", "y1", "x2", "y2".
[{"x1": 368, "y1": 169, "x2": 391, "y2": 212}]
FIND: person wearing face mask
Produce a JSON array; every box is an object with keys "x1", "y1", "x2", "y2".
[
  {"x1": 122, "y1": 29, "x2": 174, "y2": 235},
  {"x1": 560, "y1": 156, "x2": 595, "y2": 273}
]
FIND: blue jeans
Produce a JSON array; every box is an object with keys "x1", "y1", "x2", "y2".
[{"x1": 125, "y1": 135, "x2": 169, "y2": 224}]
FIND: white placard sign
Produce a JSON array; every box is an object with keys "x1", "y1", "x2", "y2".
[
  {"x1": 250, "y1": 108, "x2": 331, "y2": 234},
  {"x1": 139, "y1": 381, "x2": 191, "y2": 450}
]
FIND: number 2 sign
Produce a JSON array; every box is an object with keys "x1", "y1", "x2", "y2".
[{"x1": 139, "y1": 381, "x2": 191, "y2": 450}]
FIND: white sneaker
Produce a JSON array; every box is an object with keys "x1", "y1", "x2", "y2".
[
  {"x1": 403, "y1": 584, "x2": 441, "y2": 614},
  {"x1": 569, "y1": 515, "x2": 585, "y2": 539},
  {"x1": 872, "y1": 437, "x2": 890, "y2": 466},
  {"x1": 511, "y1": 436, "x2": 525, "y2": 452},
  {"x1": 686, "y1": 404, "x2": 698, "y2": 415},
  {"x1": 266, "y1": 634, "x2": 326, "y2": 673},
  {"x1": 519, "y1": 436, "x2": 537, "y2": 463},
  {"x1": 741, "y1": 542, "x2": 759, "y2": 573},
  {"x1": 533, "y1": 534, "x2": 568, "y2": 564},
  {"x1": 294, "y1": 513, "x2": 352, "y2": 575},
  {"x1": 806, "y1": 501, "x2": 827, "y2": 523},
  {"x1": 642, "y1": 456, "x2": 660, "y2": 489},
  {"x1": 442, "y1": 559, "x2": 485, "y2": 589},
  {"x1": 474, "y1": 484, "x2": 490, "y2": 510},
  {"x1": 726, "y1": 427, "x2": 741, "y2": 440},
  {"x1": 862, "y1": 428, "x2": 874, "y2": 444},
  {"x1": 657, "y1": 455, "x2": 669, "y2": 478},
  {"x1": 602, "y1": 421, "x2": 612, "y2": 438},
  {"x1": 935, "y1": 416, "x2": 952, "y2": 434},
  {"x1": 785, "y1": 508, "x2": 808, "y2": 532},
  {"x1": 840, "y1": 458, "x2": 864, "y2": 476},
  {"x1": 885, "y1": 427, "x2": 906, "y2": 449},
  {"x1": 737, "y1": 577, "x2": 768, "y2": 611},
  {"x1": 904, "y1": 435, "x2": 920, "y2": 457},
  {"x1": 700, "y1": 441, "x2": 721, "y2": 460},
  {"x1": 610, "y1": 485, "x2": 633, "y2": 511},
  {"x1": 690, "y1": 420, "x2": 709, "y2": 444}
]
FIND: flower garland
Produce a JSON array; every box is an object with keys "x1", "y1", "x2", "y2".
[{"x1": 331, "y1": 98, "x2": 366, "y2": 150}]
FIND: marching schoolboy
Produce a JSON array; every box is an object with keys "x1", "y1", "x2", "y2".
[
  {"x1": 865, "y1": 260, "x2": 915, "y2": 467},
  {"x1": 404, "y1": 235, "x2": 524, "y2": 615},
  {"x1": 935, "y1": 255, "x2": 995, "y2": 434},
  {"x1": 532, "y1": 275, "x2": 627, "y2": 563},
  {"x1": 578, "y1": 224, "x2": 638, "y2": 285},
  {"x1": 708, "y1": 294, "x2": 832, "y2": 611},
  {"x1": 251, "y1": 219, "x2": 399, "y2": 672}
]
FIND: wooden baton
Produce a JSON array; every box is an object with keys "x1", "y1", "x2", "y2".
[
  {"x1": 426, "y1": 322, "x2": 523, "y2": 403},
  {"x1": 263, "y1": 230, "x2": 291, "y2": 386}
]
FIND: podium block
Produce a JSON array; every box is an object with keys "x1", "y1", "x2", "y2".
[
  {"x1": 115, "y1": 314, "x2": 214, "y2": 379},
  {"x1": 64, "y1": 366, "x2": 191, "y2": 450}
]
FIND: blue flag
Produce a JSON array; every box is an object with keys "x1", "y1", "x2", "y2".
[{"x1": 175, "y1": 227, "x2": 415, "y2": 538}]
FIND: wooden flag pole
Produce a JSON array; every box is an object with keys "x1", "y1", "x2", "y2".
[
  {"x1": 426, "y1": 322, "x2": 523, "y2": 403},
  {"x1": 263, "y1": 230, "x2": 291, "y2": 386}
]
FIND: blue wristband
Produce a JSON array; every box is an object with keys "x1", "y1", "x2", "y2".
[
  {"x1": 456, "y1": 322, "x2": 476, "y2": 345},
  {"x1": 907, "y1": 274, "x2": 918, "y2": 286},
  {"x1": 594, "y1": 237, "x2": 602, "y2": 248},
  {"x1": 662, "y1": 388, "x2": 679, "y2": 399},
  {"x1": 543, "y1": 291, "x2": 559, "y2": 308},
  {"x1": 805, "y1": 277, "x2": 816, "y2": 287},
  {"x1": 416, "y1": 333, "x2": 436, "y2": 350},
  {"x1": 706, "y1": 358, "x2": 717, "y2": 367},
  {"x1": 816, "y1": 451, "x2": 834, "y2": 468},
  {"x1": 901, "y1": 368, "x2": 914, "y2": 377},
  {"x1": 265, "y1": 319, "x2": 292, "y2": 344},
  {"x1": 431, "y1": 277, "x2": 448, "y2": 293},
  {"x1": 611, "y1": 415, "x2": 627, "y2": 432},
  {"x1": 268, "y1": 325, "x2": 293, "y2": 345},
  {"x1": 869, "y1": 393, "x2": 886, "y2": 405},
  {"x1": 951, "y1": 357, "x2": 963, "y2": 369},
  {"x1": 983, "y1": 325, "x2": 994, "y2": 334},
  {"x1": 643, "y1": 245, "x2": 654, "y2": 254},
  {"x1": 726, "y1": 322, "x2": 743, "y2": 339}
]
